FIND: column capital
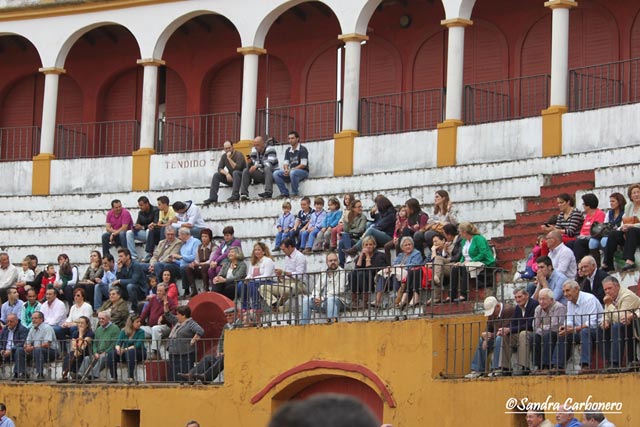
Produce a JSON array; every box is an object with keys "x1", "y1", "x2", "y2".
[
  {"x1": 137, "y1": 58, "x2": 165, "y2": 67},
  {"x1": 440, "y1": 18, "x2": 473, "y2": 28},
  {"x1": 237, "y1": 46, "x2": 267, "y2": 56},
  {"x1": 38, "y1": 67, "x2": 66, "y2": 75},
  {"x1": 544, "y1": 0, "x2": 578, "y2": 10},
  {"x1": 338, "y1": 33, "x2": 369, "y2": 43}
]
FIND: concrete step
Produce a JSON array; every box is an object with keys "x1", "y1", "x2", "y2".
[
  {"x1": 548, "y1": 170, "x2": 595, "y2": 186},
  {"x1": 539, "y1": 180, "x2": 595, "y2": 199},
  {"x1": 515, "y1": 208, "x2": 558, "y2": 225},
  {"x1": 525, "y1": 196, "x2": 560, "y2": 211},
  {"x1": 503, "y1": 222, "x2": 543, "y2": 238}
]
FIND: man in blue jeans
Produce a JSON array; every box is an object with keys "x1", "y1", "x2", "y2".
[{"x1": 273, "y1": 131, "x2": 309, "y2": 197}]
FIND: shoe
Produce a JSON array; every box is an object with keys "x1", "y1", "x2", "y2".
[
  {"x1": 127, "y1": 378, "x2": 138, "y2": 385},
  {"x1": 189, "y1": 291, "x2": 198, "y2": 298},
  {"x1": 177, "y1": 372, "x2": 194, "y2": 381},
  {"x1": 272, "y1": 247, "x2": 281, "y2": 252},
  {"x1": 303, "y1": 248, "x2": 312, "y2": 255},
  {"x1": 108, "y1": 378, "x2": 118, "y2": 384},
  {"x1": 453, "y1": 296, "x2": 466, "y2": 303},
  {"x1": 240, "y1": 194, "x2": 249, "y2": 201},
  {"x1": 488, "y1": 369, "x2": 510, "y2": 377},
  {"x1": 622, "y1": 263, "x2": 636, "y2": 272},
  {"x1": 141, "y1": 253, "x2": 152, "y2": 263},
  {"x1": 56, "y1": 377, "x2": 69, "y2": 383},
  {"x1": 202, "y1": 198, "x2": 217, "y2": 206},
  {"x1": 193, "y1": 373, "x2": 206, "y2": 382},
  {"x1": 258, "y1": 192, "x2": 272, "y2": 199},
  {"x1": 513, "y1": 368, "x2": 530, "y2": 376},
  {"x1": 34, "y1": 374, "x2": 46, "y2": 382},
  {"x1": 343, "y1": 247, "x2": 358, "y2": 257},
  {"x1": 16, "y1": 373, "x2": 26, "y2": 382},
  {"x1": 531, "y1": 369, "x2": 549, "y2": 376},
  {"x1": 278, "y1": 194, "x2": 289, "y2": 198},
  {"x1": 227, "y1": 195, "x2": 240, "y2": 202},
  {"x1": 464, "y1": 371, "x2": 483, "y2": 379}
]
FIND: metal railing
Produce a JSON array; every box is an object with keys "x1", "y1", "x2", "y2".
[
  {"x1": 1, "y1": 337, "x2": 224, "y2": 385},
  {"x1": 442, "y1": 309, "x2": 639, "y2": 378},
  {"x1": 157, "y1": 112, "x2": 241, "y2": 153},
  {"x1": 230, "y1": 264, "x2": 505, "y2": 327},
  {"x1": 359, "y1": 88, "x2": 445, "y2": 136},
  {"x1": 0, "y1": 126, "x2": 40, "y2": 161},
  {"x1": 464, "y1": 74, "x2": 550, "y2": 124},
  {"x1": 55, "y1": 120, "x2": 140, "y2": 159},
  {"x1": 255, "y1": 100, "x2": 340, "y2": 143},
  {"x1": 569, "y1": 57, "x2": 640, "y2": 112}
]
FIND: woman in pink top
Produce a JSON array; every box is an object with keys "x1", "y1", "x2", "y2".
[{"x1": 567, "y1": 193, "x2": 605, "y2": 263}]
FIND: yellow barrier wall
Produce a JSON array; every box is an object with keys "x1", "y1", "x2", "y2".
[{"x1": 1, "y1": 317, "x2": 636, "y2": 426}]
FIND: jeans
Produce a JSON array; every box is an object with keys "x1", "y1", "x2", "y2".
[
  {"x1": 237, "y1": 280, "x2": 265, "y2": 310},
  {"x1": 274, "y1": 230, "x2": 293, "y2": 249},
  {"x1": 338, "y1": 233, "x2": 355, "y2": 266},
  {"x1": 273, "y1": 169, "x2": 309, "y2": 196},
  {"x1": 14, "y1": 346, "x2": 58, "y2": 376},
  {"x1": 299, "y1": 228, "x2": 321, "y2": 249},
  {"x1": 300, "y1": 296, "x2": 344, "y2": 325},
  {"x1": 470, "y1": 336, "x2": 501, "y2": 372},
  {"x1": 126, "y1": 229, "x2": 148, "y2": 260},
  {"x1": 352, "y1": 228, "x2": 391, "y2": 251},
  {"x1": 533, "y1": 331, "x2": 558, "y2": 368},
  {"x1": 107, "y1": 347, "x2": 146, "y2": 380},
  {"x1": 589, "y1": 236, "x2": 608, "y2": 250},
  {"x1": 553, "y1": 327, "x2": 601, "y2": 368},
  {"x1": 94, "y1": 281, "x2": 112, "y2": 308},
  {"x1": 102, "y1": 231, "x2": 127, "y2": 258}
]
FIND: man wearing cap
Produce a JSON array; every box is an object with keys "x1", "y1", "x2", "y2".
[
  {"x1": 177, "y1": 306, "x2": 241, "y2": 383},
  {"x1": 464, "y1": 296, "x2": 515, "y2": 378}
]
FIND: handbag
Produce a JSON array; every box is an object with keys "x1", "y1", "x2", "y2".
[{"x1": 590, "y1": 221, "x2": 614, "y2": 239}]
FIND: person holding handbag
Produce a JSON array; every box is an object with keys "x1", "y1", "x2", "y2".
[{"x1": 375, "y1": 236, "x2": 423, "y2": 309}]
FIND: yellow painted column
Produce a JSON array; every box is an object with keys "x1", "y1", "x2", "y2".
[
  {"x1": 436, "y1": 18, "x2": 473, "y2": 167},
  {"x1": 333, "y1": 130, "x2": 358, "y2": 176}
]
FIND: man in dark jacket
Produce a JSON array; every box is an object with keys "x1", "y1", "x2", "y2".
[
  {"x1": 577, "y1": 255, "x2": 607, "y2": 305},
  {"x1": 126, "y1": 196, "x2": 160, "y2": 262},
  {"x1": 112, "y1": 249, "x2": 148, "y2": 312},
  {"x1": 203, "y1": 140, "x2": 247, "y2": 204},
  {"x1": 0, "y1": 314, "x2": 28, "y2": 372}
]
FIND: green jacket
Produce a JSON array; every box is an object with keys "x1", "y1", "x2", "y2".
[
  {"x1": 94, "y1": 323, "x2": 121, "y2": 354},
  {"x1": 460, "y1": 234, "x2": 496, "y2": 266}
]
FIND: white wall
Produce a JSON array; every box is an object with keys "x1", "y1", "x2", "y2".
[
  {"x1": 50, "y1": 156, "x2": 131, "y2": 194},
  {"x1": 457, "y1": 117, "x2": 542, "y2": 165},
  {"x1": 563, "y1": 103, "x2": 640, "y2": 154},
  {"x1": 353, "y1": 130, "x2": 437, "y2": 175},
  {"x1": 0, "y1": 161, "x2": 32, "y2": 195}
]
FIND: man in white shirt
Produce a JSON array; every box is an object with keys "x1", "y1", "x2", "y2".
[
  {"x1": 171, "y1": 200, "x2": 207, "y2": 238},
  {"x1": 40, "y1": 288, "x2": 68, "y2": 341},
  {"x1": 552, "y1": 280, "x2": 603, "y2": 374},
  {"x1": 301, "y1": 252, "x2": 347, "y2": 324},
  {"x1": 260, "y1": 238, "x2": 307, "y2": 310},
  {"x1": 0, "y1": 253, "x2": 18, "y2": 302},
  {"x1": 546, "y1": 231, "x2": 577, "y2": 280}
]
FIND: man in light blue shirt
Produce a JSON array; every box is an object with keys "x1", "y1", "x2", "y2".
[
  {"x1": 0, "y1": 403, "x2": 16, "y2": 427},
  {"x1": 552, "y1": 280, "x2": 603, "y2": 373},
  {"x1": 14, "y1": 311, "x2": 58, "y2": 381},
  {"x1": 532, "y1": 256, "x2": 568, "y2": 305},
  {"x1": 95, "y1": 254, "x2": 117, "y2": 309},
  {"x1": 0, "y1": 287, "x2": 23, "y2": 326},
  {"x1": 175, "y1": 227, "x2": 201, "y2": 297}
]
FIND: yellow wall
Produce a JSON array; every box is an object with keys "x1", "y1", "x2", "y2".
[{"x1": 1, "y1": 317, "x2": 637, "y2": 426}]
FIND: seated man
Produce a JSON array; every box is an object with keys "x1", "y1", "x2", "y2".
[
  {"x1": 14, "y1": 311, "x2": 58, "y2": 381},
  {"x1": 240, "y1": 136, "x2": 279, "y2": 200},
  {"x1": 101, "y1": 199, "x2": 134, "y2": 258},
  {"x1": 203, "y1": 140, "x2": 247, "y2": 204},
  {"x1": 552, "y1": 280, "x2": 603, "y2": 374},
  {"x1": 532, "y1": 288, "x2": 567, "y2": 374},
  {"x1": 531, "y1": 256, "x2": 568, "y2": 305},
  {"x1": 0, "y1": 253, "x2": 18, "y2": 302},
  {"x1": 149, "y1": 195, "x2": 176, "y2": 244},
  {"x1": 97, "y1": 288, "x2": 129, "y2": 329},
  {"x1": 464, "y1": 296, "x2": 515, "y2": 378},
  {"x1": 577, "y1": 255, "x2": 607, "y2": 305},
  {"x1": 112, "y1": 249, "x2": 147, "y2": 312},
  {"x1": 39, "y1": 288, "x2": 67, "y2": 342},
  {"x1": 177, "y1": 306, "x2": 241, "y2": 384},
  {"x1": 546, "y1": 231, "x2": 577, "y2": 281},
  {"x1": 259, "y1": 238, "x2": 306, "y2": 311},
  {"x1": 146, "y1": 225, "x2": 183, "y2": 282},
  {"x1": 582, "y1": 411, "x2": 616, "y2": 427},
  {"x1": 601, "y1": 275, "x2": 640, "y2": 372},
  {"x1": 1, "y1": 287, "x2": 24, "y2": 327},
  {"x1": 125, "y1": 196, "x2": 159, "y2": 262},
  {"x1": 80, "y1": 311, "x2": 121, "y2": 383},
  {"x1": 301, "y1": 253, "x2": 347, "y2": 324},
  {"x1": 140, "y1": 284, "x2": 176, "y2": 360},
  {"x1": 273, "y1": 131, "x2": 309, "y2": 198},
  {"x1": 171, "y1": 201, "x2": 207, "y2": 238},
  {"x1": 526, "y1": 411, "x2": 553, "y2": 427},
  {"x1": 21, "y1": 288, "x2": 41, "y2": 329},
  {"x1": 493, "y1": 285, "x2": 538, "y2": 376},
  {"x1": 174, "y1": 227, "x2": 201, "y2": 298},
  {"x1": 0, "y1": 314, "x2": 28, "y2": 370},
  {"x1": 94, "y1": 254, "x2": 117, "y2": 309},
  {"x1": 555, "y1": 404, "x2": 581, "y2": 427}
]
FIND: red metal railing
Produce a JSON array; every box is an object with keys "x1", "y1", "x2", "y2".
[
  {"x1": 0, "y1": 126, "x2": 40, "y2": 161},
  {"x1": 463, "y1": 74, "x2": 550, "y2": 125},
  {"x1": 255, "y1": 101, "x2": 339, "y2": 143},
  {"x1": 54, "y1": 120, "x2": 140, "y2": 159},
  {"x1": 158, "y1": 112, "x2": 241, "y2": 153},
  {"x1": 569, "y1": 57, "x2": 640, "y2": 112},
  {"x1": 359, "y1": 88, "x2": 445, "y2": 136}
]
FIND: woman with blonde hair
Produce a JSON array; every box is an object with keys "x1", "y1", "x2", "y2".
[
  {"x1": 414, "y1": 190, "x2": 458, "y2": 258},
  {"x1": 240, "y1": 242, "x2": 275, "y2": 311}
]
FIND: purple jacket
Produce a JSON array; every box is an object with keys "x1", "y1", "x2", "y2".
[{"x1": 209, "y1": 238, "x2": 242, "y2": 265}]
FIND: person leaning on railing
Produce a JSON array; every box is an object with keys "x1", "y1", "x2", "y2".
[
  {"x1": 238, "y1": 243, "x2": 276, "y2": 313},
  {"x1": 164, "y1": 305, "x2": 204, "y2": 382},
  {"x1": 300, "y1": 253, "x2": 348, "y2": 325},
  {"x1": 211, "y1": 247, "x2": 247, "y2": 300},
  {"x1": 106, "y1": 314, "x2": 146, "y2": 384},
  {"x1": 531, "y1": 288, "x2": 567, "y2": 375},
  {"x1": 58, "y1": 315, "x2": 93, "y2": 383},
  {"x1": 375, "y1": 236, "x2": 423, "y2": 310},
  {"x1": 600, "y1": 275, "x2": 640, "y2": 372},
  {"x1": 348, "y1": 235, "x2": 387, "y2": 309},
  {"x1": 425, "y1": 227, "x2": 461, "y2": 306}
]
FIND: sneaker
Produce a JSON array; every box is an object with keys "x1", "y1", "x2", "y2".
[
  {"x1": 278, "y1": 193, "x2": 289, "y2": 198},
  {"x1": 202, "y1": 198, "x2": 217, "y2": 206},
  {"x1": 240, "y1": 194, "x2": 249, "y2": 201},
  {"x1": 258, "y1": 192, "x2": 273, "y2": 199},
  {"x1": 227, "y1": 195, "x2": 240, "y2": 202},
  {"x1": 464, "y1": 371, "x2": 483, "y2": 379}
]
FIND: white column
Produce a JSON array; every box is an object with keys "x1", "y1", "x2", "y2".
[
  {"x1": 339, "y1": 34, "x2": 368, "y2": 132},
  {"x1": 441, "y1": 19, "x2": 473, "y2": 122},
  {"x1": 38, "y1": 67, "x2": 65, "y2": 155},
  {"x1": 137, "y1": 59, "x2": 164, "y2": 150},
  {"x1": 546, "y1": 0, "x2": 577, "y2": 107},
  {"x1": 237, "y1": 47, "x2": 266, "y2": 141}
]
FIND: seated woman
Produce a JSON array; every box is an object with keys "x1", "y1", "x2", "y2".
[
  {"x1": 349, "y1": 236, "x2": 387, "y2": 309},
  {"x1": 589, "y1": 192, "x2": 625, "y2": 257},
  {"x1": 540, "y1": 193, "x2": 584, "y2": 254},
  {"x1": 106, "y1": 314, "x2": 146, "y2": 384},
  {"x1": 604, "y1": 184, "x2": 640, "y2": 271},
  {"x1": 59, "y1": 288, "x2": 94, "y2": 341},
  {"x1": 400, "y1": 198, "x2": 429, "y2": 254},
  {"x1": 344, "y1": 195, "x2": 396, "y2": 255},
  {"x1": 329, "y1": 193, "x2": 354, "y2": 251},
  {"x1": 567, "y1": 193, "x2": 605, "y2": 262},
  {"x1": 55, "y1": 253, "x2": 79, "y2": 303},
  {"x1": 238, "y1": 243, "x2": 276, "y2": 313},
  {"x1": 449, "y1": 222, "x2": 496, "y2": 302},
  {"x1": 75, "y1": 250, "x2": 103, "y2": 309},
  {"x1": 383, "y1": 205, "x2": 408, "y2": 265},
  {"x1": 207, "y1": 226, "x2": 241, "y2": 280},
  {"x1": 212, "y1": 247, "x2": 247, "y2": 300},
  {"x1": 375, "y1": 236, "x2": 423, "y2": 309},
  {"x1": 427, "y1": 230, "x2": 461, "y2": 305},
  {"x1": 414, "y1": 190, "x2": 458, "y2": 258},
  {"x1": 184, "y1": 228, "x2": 215, "y2": 297},
  {"x1": 337, "y1": 200, "x2": 367, "y2": 267},
  {"x1": 58, "y1": 316, "x2": 94, "y2": 383},
  {"x1": 164, "y1": 305, "x2": 204, "y2": 382}
]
